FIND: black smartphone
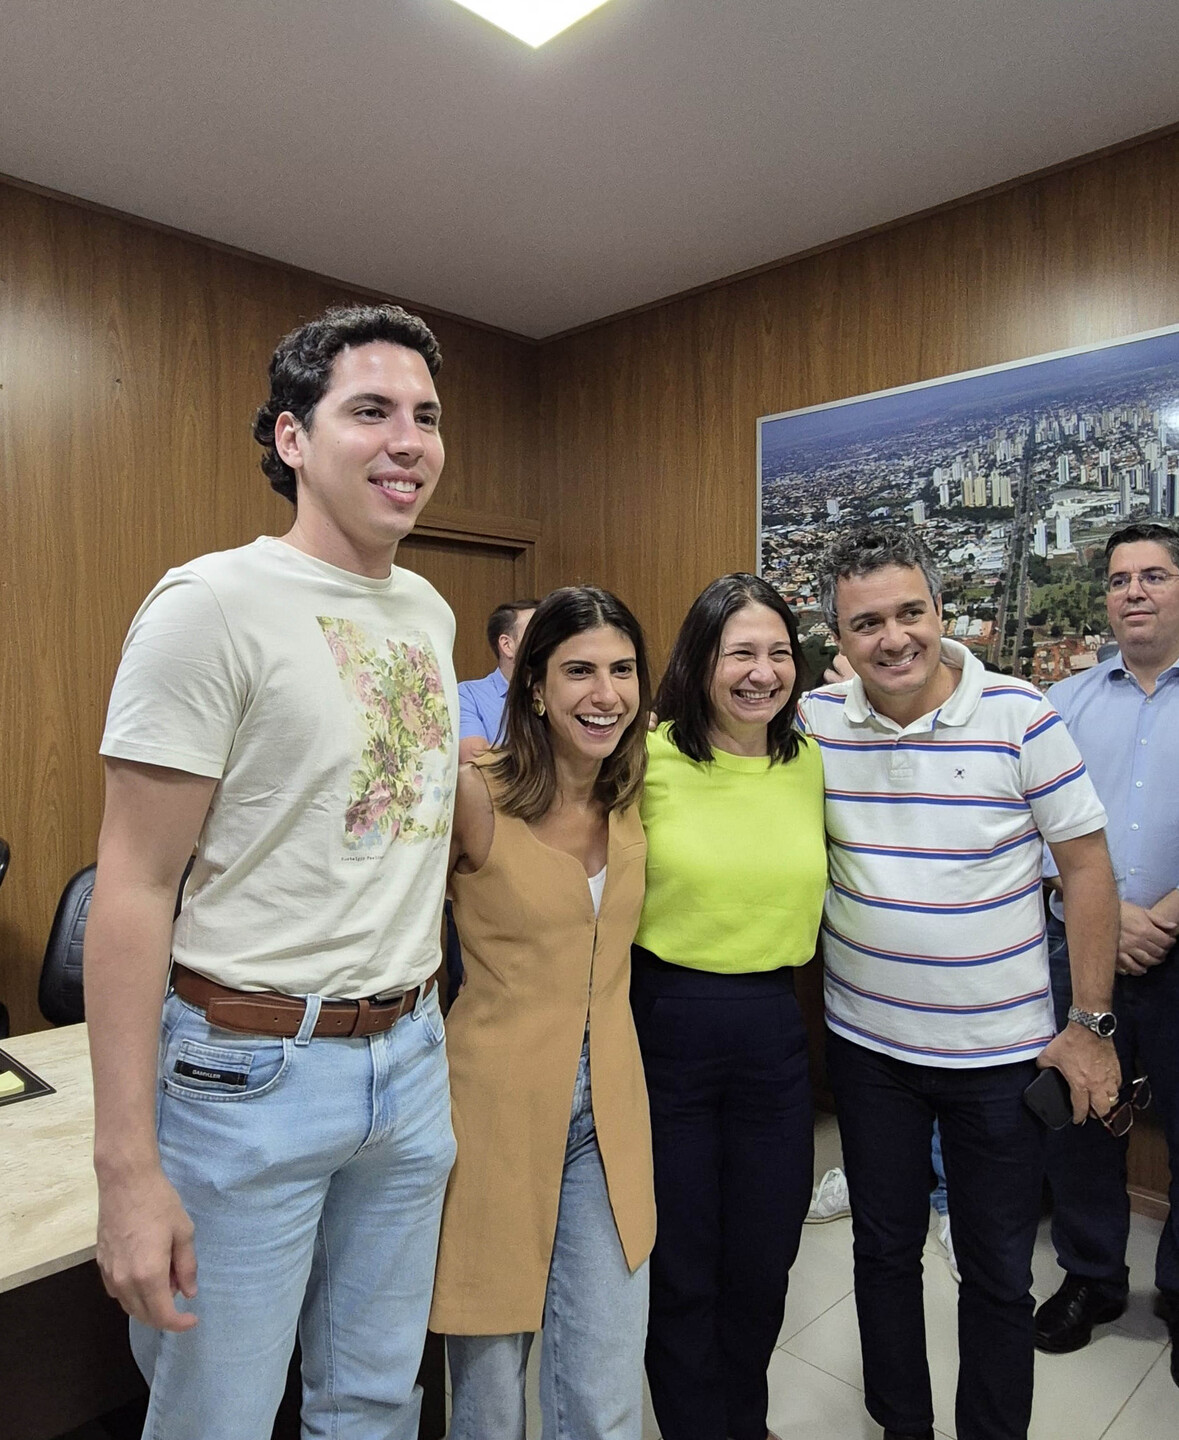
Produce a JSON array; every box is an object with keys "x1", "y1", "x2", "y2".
[{"x1": 1023, "y1": 1066, "x2": 1074, "y2": 1129}]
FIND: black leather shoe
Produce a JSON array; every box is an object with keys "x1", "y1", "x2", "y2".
[
  {"x1": 1158, "y1": 1291, "x2": 1179, "y2": 1387},
  {"x1": 1034, "y1": 1274, "x2": 1127, "y2": 1353}
]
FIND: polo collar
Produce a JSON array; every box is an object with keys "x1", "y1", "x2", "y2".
[
  {"x1": 842, "y1": 638, "x2": 982, "y2": 732},
  {"x1": 491, "y1": 667, "x2": 509, "y2": 696}
]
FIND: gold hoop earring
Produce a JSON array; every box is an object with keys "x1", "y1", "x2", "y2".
[{"x1": 532, "y1": 696, "x2": 546, "y2": 717}]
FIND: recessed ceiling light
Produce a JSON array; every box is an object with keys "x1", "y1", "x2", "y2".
[{"x1": 448, "y1": 1, "x2": 613, "y2": 48}]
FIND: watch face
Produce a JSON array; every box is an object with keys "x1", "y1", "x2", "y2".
[{"x1": 1096, "y1": 1013, "x2": 1117, "y2": 1038}]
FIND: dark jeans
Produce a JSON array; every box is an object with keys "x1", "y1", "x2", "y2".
[
  {"x1": 827, "y1": 1030, "x2": 1045, "y2": 1440},
  {"x1": 631, "y1": 948, "x2": 814, "y2": 1440},
  {"x1": 1045, "y1": 911, "x2": 1179, "y2": 1299}
]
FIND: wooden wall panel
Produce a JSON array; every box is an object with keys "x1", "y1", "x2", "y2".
[
  {"x1": 536, "y1": 132, "x2": 1179, "y2": 670},
  {"x1": 0, "y1": 179, "x2": 538, "y2": 1036}
]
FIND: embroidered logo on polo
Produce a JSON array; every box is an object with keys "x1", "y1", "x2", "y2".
[{"x1": 173, "y1": 1059, "x2": 249, "y2": 1087}]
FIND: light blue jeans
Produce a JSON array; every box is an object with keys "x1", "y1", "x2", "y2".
[
  {"x1": 931, "y1": 1119, "x2": 949, "y2": 1217},
  {"x1": 131, "y1": 984, "x2": 456, "y2": 1440},
  {"x1": 447, "y1": 1037, "x2": 649, "y2": 1440}
]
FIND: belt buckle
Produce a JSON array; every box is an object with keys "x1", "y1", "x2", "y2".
[{"x1": 371, "y1": 986, "x2": 409, "y2": 1006}]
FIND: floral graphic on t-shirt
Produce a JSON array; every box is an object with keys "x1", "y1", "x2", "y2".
[{"x1": 317, "y1": 618, "x2": 453, "y2": 853}]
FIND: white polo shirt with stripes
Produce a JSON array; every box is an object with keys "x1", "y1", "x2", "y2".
[{"x1": 797, "y1": 641, "x2": 1107, "y2": 1068}]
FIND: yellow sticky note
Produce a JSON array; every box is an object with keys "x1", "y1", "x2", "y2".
[{"x1": 0, "y1": 1069, "x2": 26, "y2": 1097}]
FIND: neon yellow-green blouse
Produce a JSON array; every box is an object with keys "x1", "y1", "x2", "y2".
[{"x1": 634, "y1": 723, "x2": 827, "y2": 973}]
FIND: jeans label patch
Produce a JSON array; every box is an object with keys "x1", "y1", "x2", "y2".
[{"x1": 174, "y1": 1060, "x2": 249, "y2": 1087}]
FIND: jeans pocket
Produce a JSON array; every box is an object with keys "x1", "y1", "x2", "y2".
[
  {"x1": 162, "y1": 1030, "x2": 290, "y2": 1102},
  {"x1": 417, "y1": 983, "x2": 446, "y2": 1047}
]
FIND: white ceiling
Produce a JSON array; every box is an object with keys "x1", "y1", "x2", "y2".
[{"x1": 2, "y1": 0, "x2": 1177, "y2": 339}]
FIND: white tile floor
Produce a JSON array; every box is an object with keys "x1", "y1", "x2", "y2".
[{"x1": 499, "y1": 1113, "x2": 1174, "y2": 1440}]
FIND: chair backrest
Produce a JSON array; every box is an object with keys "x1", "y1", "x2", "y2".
[
  {"x1": 38, "y1": 859, "x2": 196, "y2": 1026},
  {"x1": 38, "y1": 864, "x2": 96, "y2": 1026},
  {"x1": 0, "y1": 840, "x2": 9, "y2": 1036}
]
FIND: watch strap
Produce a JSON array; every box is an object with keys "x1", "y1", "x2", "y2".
[{"x1": 1067, "y1": 1004, "x2": 1117, "y2": 1038}]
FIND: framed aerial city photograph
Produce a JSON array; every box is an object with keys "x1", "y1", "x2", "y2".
[{"x1": 758, "y1": 324, "x2": 1179, "y2": 686}]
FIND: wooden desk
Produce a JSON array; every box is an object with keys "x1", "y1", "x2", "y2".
[
  {"x1": 0, "y1": 1024, "x2": 147, "y2": 1440},
  {"x1": 1, "y1": 1024, "x2": 98, "y2": 1292},
  {"x1": 0, "y1": 1024, "x2": 445, "y2": 1440}
]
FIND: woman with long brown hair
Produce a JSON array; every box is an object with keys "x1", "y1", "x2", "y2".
[{"x1": 431, "y1": 585, "x2": 655, "y2": 1440}]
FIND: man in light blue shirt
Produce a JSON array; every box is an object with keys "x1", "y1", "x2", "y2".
[
  {"x1": 458, "y1": 598, "x2": 537, "y2": 762},
  {"x1": 1035, "y1": 523, "x2": 1179, "y2": 1384}
]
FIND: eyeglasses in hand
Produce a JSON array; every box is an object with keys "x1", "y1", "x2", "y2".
[{"x1": 1093, "y1": 1076, "x2": 1151, "y2": 1137}]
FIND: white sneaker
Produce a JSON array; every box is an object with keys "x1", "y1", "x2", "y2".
[
  {"x1": 937, "y1": 1213, "x2": 961, "y2": 1284},
  {"x1": 806, "y1": 1166, "x2": 851, "y2": 1223}
]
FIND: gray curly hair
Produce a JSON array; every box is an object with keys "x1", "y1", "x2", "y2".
[{"x1": 818, "y1": 526, "x2": 942, "y2": 633}]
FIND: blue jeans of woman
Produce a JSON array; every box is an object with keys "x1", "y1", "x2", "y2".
[{"x1": 447, "y1": 1034, "x2": 649, "y2": 1440}]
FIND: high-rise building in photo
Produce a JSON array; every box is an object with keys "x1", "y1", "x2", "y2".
[
  {"x1": 1055, "y1": 513, "x2": 1072, "y2": 552},
  {"x1": 1150, "y1": 466, "x2": 1166, "y2": 515},
  {"x1": 1057, "y1": 453, "x2": 1070, "y2": 486},
  {"x1": 1119, "y1": 472, "x2": 1132, "y2": 516},
  {"x1": 1033, "y1": 520, "x2": 1048, "y2": 558}
]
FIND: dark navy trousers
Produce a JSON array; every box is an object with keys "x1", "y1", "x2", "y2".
[
  {"x1": 1044, "y1": 911, "x2": 1179, "y2": 1301},
  {"x1": 631, "y1": 948, "x2": 813, "y2": 1440},
  {"x1": 827, "y1": 1029, "x2": 1045, "y2": 1440}
]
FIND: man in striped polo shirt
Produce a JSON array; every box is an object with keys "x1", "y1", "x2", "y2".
[{"x1": 798, "y1": 526, "x2": 1122, "y2": 1440}]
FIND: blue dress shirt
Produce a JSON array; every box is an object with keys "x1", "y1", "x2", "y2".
[
  {"x1": 1044, "y1": 652, "x2": 1179, "y2": 913},
  {"x1": 458, "y1": 667, "x2": 509, "y2": 744}
]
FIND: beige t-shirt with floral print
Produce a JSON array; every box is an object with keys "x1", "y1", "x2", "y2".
[{"x1": 101, "y1": 536, "x2": 458, "y2": 998}]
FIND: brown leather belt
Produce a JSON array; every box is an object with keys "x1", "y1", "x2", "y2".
[{"x1": 170, "y1": 963, "x2": 435, "y2": 1039}]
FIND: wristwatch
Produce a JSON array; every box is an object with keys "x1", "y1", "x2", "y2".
[{"x1": 1067, "y1": 1005, "x2": 1117, "y2": 1039}]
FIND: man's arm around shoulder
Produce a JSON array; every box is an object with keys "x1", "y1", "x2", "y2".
[{"x1": 86, "y1": 759, "x2": 217, "y2": 1332}]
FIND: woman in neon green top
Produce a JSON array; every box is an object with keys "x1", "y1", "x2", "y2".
[{"x1": 631, "y1": 572, "x2": 826, "y2": 1440}]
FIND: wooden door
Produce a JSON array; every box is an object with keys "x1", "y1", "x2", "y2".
[{"x1": 397, "y1": 526, "x2": 538, "y2": 683}]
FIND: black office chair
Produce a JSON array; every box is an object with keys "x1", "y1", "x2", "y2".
[
  {"x1": 0, "y1": 837, "x2": 10, "y2": 1039},
  {"x1": 39, "y1": 863, "x2": 96, "y2": 1026},
  {"x1": 38, "y1": 859, "x2": 193, "y2": 1026}
]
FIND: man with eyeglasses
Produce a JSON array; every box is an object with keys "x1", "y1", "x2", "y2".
[{"x1": 1035, "y1": 521, "x2": 1179, "y2": 1385}]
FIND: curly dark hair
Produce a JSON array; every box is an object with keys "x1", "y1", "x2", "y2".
[
  {"x1": 818, "y1": 525, "x2": 941, "y2": 633},
  {"x1": 253, "y1": 303, "x2": 442, "y2": 504}
]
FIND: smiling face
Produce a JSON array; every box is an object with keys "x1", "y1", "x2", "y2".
[
  {"x1": 835, "y1": 563, "x2": 956, "y2": 725},
  {"x1": 706, "y1": 603, "x2": 796, "y2": 754},
  {"x1": 274, "y1": 340, "x2": 443, "y2": 576},
  {"x1": 1106, "y1": 539, "x2": 1179, "y2": 669},
  {"x1": 534, "y1": 625, "x2": 641, "y2": 769}
]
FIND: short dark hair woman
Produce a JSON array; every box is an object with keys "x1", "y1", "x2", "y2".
[
  {"x1": 631, "y1": 573, "x2": 827, "y2": 1440},
  {"x1": 431, "y1": 586, "x2": 656, "y2": 1440}
]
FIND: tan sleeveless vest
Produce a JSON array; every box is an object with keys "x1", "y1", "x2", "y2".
[{"x1": 429, "y1": 759, "x2": 655, "y2": 1334}]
